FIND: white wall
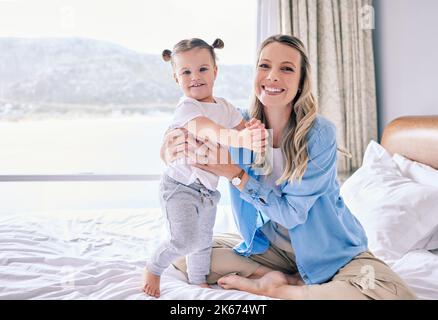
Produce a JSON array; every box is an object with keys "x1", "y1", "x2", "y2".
[{"x1": 374, "y1": 0, "x2": 438, "y2": 138}]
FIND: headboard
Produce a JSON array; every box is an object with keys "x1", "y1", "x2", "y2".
[{"x1": 381, "y1": 115, "x2": 438, "y2": 170}]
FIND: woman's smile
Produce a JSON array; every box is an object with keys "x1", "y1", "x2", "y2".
[{"x1": 262, "y1": 85, "x2": 286, "y2": 95}]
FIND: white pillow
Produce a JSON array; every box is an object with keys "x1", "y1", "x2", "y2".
[
  {"x1": 392, "y1": 153, "x2": 438, "y2": 188},
  {"x1": 392, "y1": 153, "x2": 438, "y2": 250},
  {"x1": 340, "y1": 141, "x2": 438, "y2": 266}
]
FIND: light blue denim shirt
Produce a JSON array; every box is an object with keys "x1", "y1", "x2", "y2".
[{"x1": 228, "y1": 113, "x2": 368, "y2": 285}]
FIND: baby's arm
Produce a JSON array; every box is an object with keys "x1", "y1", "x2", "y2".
[
  {"x1": 233, "y1": 119, "x2": 247, "y2": 131},
  {"x1": 183, "y1": 117, "x2": 266, "y2": 152},
  {"x1": 183, "y1": 116, "x2": 241, "y2": 147}
]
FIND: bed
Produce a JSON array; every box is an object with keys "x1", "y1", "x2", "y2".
[
  {"x1": 378, "y1": 116, "x2": 438, "y2": 299},
  {"x1": 1, "y1": 115, "x2": 437, "y2": 300},
  {"x1": 340, "y1": 115, "x2": 438, "y2": 300},
  {"x1": 0, "y1": 206, "x2": 270, "y2": 300}
]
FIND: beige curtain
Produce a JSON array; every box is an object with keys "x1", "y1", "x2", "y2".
[{"x1": 279, "y1": 0, "x2": 377, "y2": 172}]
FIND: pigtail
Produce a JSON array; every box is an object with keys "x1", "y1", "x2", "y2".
[
  {"x1": 211, "y1": 38, "x2": 224, "y2": 49},
  {"x1": 162, "y1": 49, "x2": 172, "y2": 62}
]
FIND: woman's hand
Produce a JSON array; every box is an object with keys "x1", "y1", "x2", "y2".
[
  {"x1": 160, "y1": 127, "x2": 198, "y2": 164},
  {"x1": 191, "y1": 136, "x2": 243, "y2": 181},
  {"x1": 160, "y1": 126, "x2": 247, "y2": 187}
]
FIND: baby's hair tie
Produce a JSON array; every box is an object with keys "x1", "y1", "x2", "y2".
[
  {"x1": 211, "y1": 38, "x2": 224, "y2": 49},
  {"x1": 162, "y1": 49, "x2": 172, "y2": 62}
]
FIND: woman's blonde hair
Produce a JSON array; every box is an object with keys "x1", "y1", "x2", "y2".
[{"x1": 251, "y1": 34, "x2": 317, "y2": 184}]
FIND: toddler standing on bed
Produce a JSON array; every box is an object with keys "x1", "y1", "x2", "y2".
[{"x1": 143, "y1": 38, "x2": 267, "y2": 297}]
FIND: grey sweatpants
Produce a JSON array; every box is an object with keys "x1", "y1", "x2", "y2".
[{"x1": 147, "y1": 174, "x2": 221, "y2": 284}]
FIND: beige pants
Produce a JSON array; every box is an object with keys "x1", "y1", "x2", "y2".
[{"x1": 173, "y1": 233, "x2": 417, "y2": 300}]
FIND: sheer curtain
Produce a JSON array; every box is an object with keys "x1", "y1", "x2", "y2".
[
  {"x1": 256, "y1": 0, "x2": 280, "y2": 47},
  {"x1": 260, "y1": 0, "x2": 377, "y2": 172}
]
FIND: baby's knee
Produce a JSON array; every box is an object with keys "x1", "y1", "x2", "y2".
[{"x1": 170, "y1": 236, "x2": 198, "y2": 254}]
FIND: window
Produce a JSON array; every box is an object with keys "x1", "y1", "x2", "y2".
[{"x1": 0, "y1": 0, "x2": 257, "y2": 213}]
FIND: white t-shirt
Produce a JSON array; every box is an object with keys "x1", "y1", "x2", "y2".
[
  {"x1": 260, "y1": 148, "x2": 294, "y2": 253},
  {"x1": 165, "y1": 96, "x2": 243, "y2": 191}
]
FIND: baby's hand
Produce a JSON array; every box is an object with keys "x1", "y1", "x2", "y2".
[
  {"x1": 245, "y1": 118, "x2": 265, "y2": 130},
  {"x1": 239, "y1": 118, "x2": 267, "y2": 153}
]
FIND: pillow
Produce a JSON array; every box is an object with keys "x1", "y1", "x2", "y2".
[
  {"x1": 340, "y1": 140, "x2": 438, "y2": 266},
  {"x1": 392, "y1": 153, "x2": 438, "y2": 250},
  {"x1": 392, "y1": 153, "x2": 438, "y2": 188}
]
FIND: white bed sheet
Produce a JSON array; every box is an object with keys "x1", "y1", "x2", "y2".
[
  {"x1": 0, "y1": 206, "x2": 271, "y2": 300},
  {"x1": 1, "y1": 206, "x2": 436, "y2": 300},
  {"x1": 390, "y1": 249, "x2": 438, "y2": 300}
]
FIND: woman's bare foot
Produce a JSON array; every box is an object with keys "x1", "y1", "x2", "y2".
[
  {"x1": 143, "y1": 270, "x2": 161, "y2": 298},
  {"x1": 218, "y1": 271, "x2": 307, "y2": 299},
  {"x1": 248, "y1": 265, "x2": 274, "y2": 279},
  {"x1": 218, "y1": 270, "x2": 286, "y2": 294},
  {"x1": 248, "y1": 265, "x2": 305, "y2": 286},
  {"x1": 285, "y1": 273, "x2": 305, "y2": 286}
]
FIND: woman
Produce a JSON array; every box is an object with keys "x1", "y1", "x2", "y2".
[{"x1": 160, "y1": 35, "x2": 416, "y2": 300}]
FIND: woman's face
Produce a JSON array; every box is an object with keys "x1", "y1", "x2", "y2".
[{"x1": 254, "y1": 42, "x2": 302, "y2": 109}]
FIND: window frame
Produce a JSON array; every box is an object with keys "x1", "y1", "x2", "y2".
[{"x1": 0, "y1": 174, "x2": 160, "y2": 182}]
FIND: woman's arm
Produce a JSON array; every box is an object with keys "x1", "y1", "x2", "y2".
[
  {"x1": 196, "y1": 123, "x2": 338, "y2": 230},
  {"x1": 240, "y1": 125, "x2": 337, "y2": 229}
]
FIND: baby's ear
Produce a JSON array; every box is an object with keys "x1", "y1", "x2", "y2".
[{"x1": 213, "y1": 65, "x2": 218, "y2": 80}]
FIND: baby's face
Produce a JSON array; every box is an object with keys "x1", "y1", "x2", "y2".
[{"x1": 173, "y1": 48, "x2": 217, "y2": 103}]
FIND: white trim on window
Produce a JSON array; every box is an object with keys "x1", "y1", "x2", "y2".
[{"x1": 0, "y1": 174, "x2": 161, "y2": 182}]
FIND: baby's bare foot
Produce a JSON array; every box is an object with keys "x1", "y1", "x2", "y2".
[
  {"x1": 143, "y1": 270, "x2": 161, "y2": 298},
  {"x1": 199, "y1": 283, "x2": 210, "y2": 288}
]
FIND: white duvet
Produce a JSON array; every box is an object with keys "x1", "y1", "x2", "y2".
[
  {"x1": 0, "y1": 206, "x2": 271, "y2": 300},
  {"x1": 1, "y1": 206, "x2": 437, "y2": 300},
  {"x1": 391, "y1": 249, "x2": 438, "y2": 300}
]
